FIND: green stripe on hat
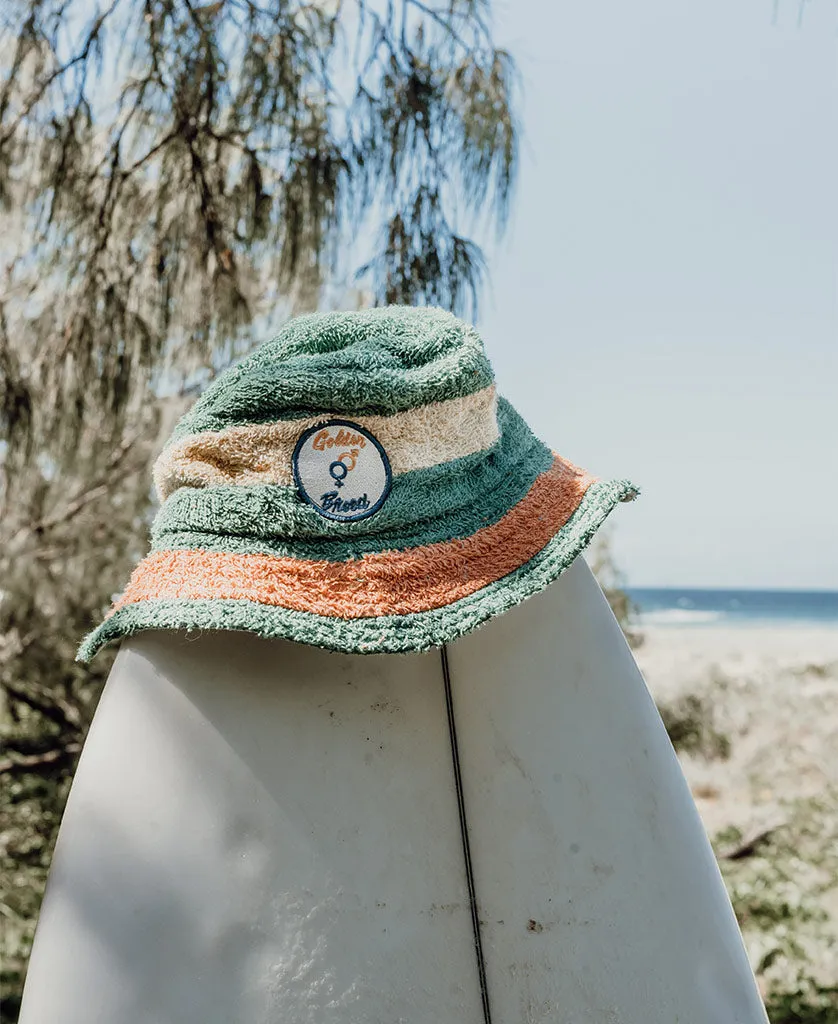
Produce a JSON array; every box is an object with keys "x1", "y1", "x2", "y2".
[{"x1": 171, "y1": 306, "x2": 494, "y2": 440}]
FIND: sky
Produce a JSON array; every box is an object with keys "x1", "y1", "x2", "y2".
[{"x1": 477, "y1": 0, "x2": 836, "y2": 590}]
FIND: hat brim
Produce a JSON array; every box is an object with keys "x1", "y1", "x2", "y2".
[{"x1": 77, "y1": 478, "x2": 636, "y2": 662}]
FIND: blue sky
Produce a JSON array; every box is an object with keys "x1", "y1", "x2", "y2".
[{"x1": 477, "y1": 0, "x2": 836, "y2": 589}]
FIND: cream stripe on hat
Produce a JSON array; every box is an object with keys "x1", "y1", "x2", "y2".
[{"x1": 154, "y1": 385, "x2": 499, "y2": 500}]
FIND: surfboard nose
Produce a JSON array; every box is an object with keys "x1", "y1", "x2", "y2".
[
  {"x1": 19, "y1": 558, "x2": 767, "y2": 1024},
  {"x1": 446, "y1": 558, "x2": 768, "y2": 1024}
]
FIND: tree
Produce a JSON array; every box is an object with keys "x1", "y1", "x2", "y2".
[{"x1": 0, "y1": 1, "x2": 518, "y2": 1013}]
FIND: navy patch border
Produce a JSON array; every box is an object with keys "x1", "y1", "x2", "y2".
[{"x1": 292, "y1": 419, "x2": 393, "y2": 523}]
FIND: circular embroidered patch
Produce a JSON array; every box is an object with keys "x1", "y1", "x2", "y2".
[{"x1": 292, "y1": 420, "x2": 392, "y2": 522}]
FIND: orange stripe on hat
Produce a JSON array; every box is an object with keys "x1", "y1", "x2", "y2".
[{"x1": 112, "y1": 456, "x2": 594, "y2": 619}]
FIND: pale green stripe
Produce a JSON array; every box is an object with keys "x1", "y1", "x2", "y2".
[{"x1": 172, "y1": 308, "x2": 493, "y2": 440}]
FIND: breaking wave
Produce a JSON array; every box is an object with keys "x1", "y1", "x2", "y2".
[{"x1": 639, "y1": 609, "x2": 724, "y2": 626}]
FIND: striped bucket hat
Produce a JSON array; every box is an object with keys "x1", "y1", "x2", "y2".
[{"x1": 79, "y1": 306, "x2": 637, "y2": 661}]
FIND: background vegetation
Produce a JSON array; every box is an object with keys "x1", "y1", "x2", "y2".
[{"x1": 658, "y1": 669, "x2": 838, "y2": 1024}]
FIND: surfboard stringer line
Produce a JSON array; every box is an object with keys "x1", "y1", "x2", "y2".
[{"x1": 441, "y1": 644, "x2": 494, "y2": 1024}]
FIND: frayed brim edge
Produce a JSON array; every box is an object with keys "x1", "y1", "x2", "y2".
[{"x1": 77, "y1": 479, "x2": 638, "y2": 663}]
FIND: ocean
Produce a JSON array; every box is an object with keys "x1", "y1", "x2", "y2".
[{"x1": 626, "y1": 588, "x2": 838, "y2": 629}]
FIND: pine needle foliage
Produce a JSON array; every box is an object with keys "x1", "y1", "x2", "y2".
[{"x1": 0, "y1": 1, "x2": 518, "y2": 1013}]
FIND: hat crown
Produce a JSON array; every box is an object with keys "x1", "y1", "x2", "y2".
[{"x1": 172, "y1": 306, "x2": 494, "y2": 441}]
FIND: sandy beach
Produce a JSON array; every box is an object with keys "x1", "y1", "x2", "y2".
[{"x1": 636, "y1": 624, "x2": 838, "y2": 1000}]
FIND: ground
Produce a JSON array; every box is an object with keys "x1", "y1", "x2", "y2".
[{"x1": 637, "y1": 625, "x2": 838, "y2": 1022}]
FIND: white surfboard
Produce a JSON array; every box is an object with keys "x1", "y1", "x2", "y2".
[{"x1": 19, "y1": 559, "x2": 768, "y2": 1023}]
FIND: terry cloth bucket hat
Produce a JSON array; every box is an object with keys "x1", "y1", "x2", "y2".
[{"x1": 78, "y1": 306, "x2": 637, "y2": 661}]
